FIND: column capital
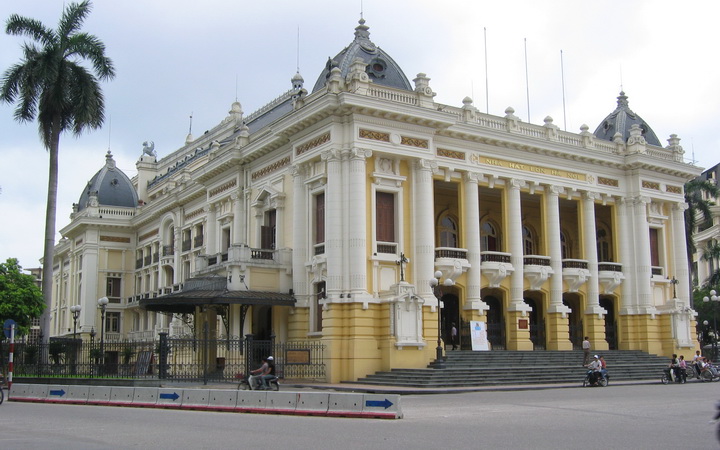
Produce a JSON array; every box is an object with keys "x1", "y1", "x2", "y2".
[
  {"x1": 509, "y1": 178, "x2": 526, "y2": 190},
  {"x1": 633, "y1": 195, "x2": 652, "y2": 206},
  {"x1": 546, "y1": 184, "x2": 564, "y2": 196},
  {"x1": 350, "y1": 147, "x2": 372, "y2": 160},
  {"x1": 672, "y1": 202, "x2": 689, "y2": 212},
  {"x1": 463, "y1": 171, "x2": 482, "y2": 184},
  {"x1": 415, "y1": 158, "x2": 438, "y2": 172},
  {"x1": 582, "y1": 191, "x2": 600, "y2": 202},
  {"x1": 320, "y1": 148, "x2": 342, "y2": 162},
  {"x1": 291, "y1": 163, "x2": 310, "y2": 178}
]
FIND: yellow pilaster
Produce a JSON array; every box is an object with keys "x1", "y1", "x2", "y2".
[
  {"x1": 584, "y1": 314, "x2": 608, "y2": 352},
  {"x1": 287, "y1": 307, "x2": 309, "y2": 340},
  {"x1": 506, "y1": 310, "x2": 533, "y2": 350},
  {"x1": 618, "y1": 314, "x2": 663, "y2": 354},
  {"x1": 545, "y1": 312, "x2": 573, "y2": 350}
]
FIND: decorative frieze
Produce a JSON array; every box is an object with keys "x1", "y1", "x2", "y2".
[
  {"x1": 437, "y1": 148, "x2": 465, "y2": 160},
  {"x1": 209, "y1": 179, "x2": 237, "y2": 198},
  {"x1": 469, "y1": 153, "x2": 587, "y2": 182},
  {"x1": 359, "y1": 128, "x2": 390, "y2": 142},
  {"x1": 185, "y1": 208, "x2": 204, "y2": 221},
  {"x1": 101, "y1": 235, "x2": 132, "y2": 243},
  {"x1": 666, "y1": 185, "x2": 682, "y2": 194},
  {"x1": 642, "y1": 180, "x2": 660, "y2": 190},
  {"x1": 400, "y1": 136, "x2": 429, "y2": 148},
  {"x1": 296, "y1": 132, "x2": 331, "y2": 156},
  {"x1": 252, "y1": 156, "x2": 291, "y2": 180},
  {"x1": 597, "y1": 177, "x2": 619, "y2": 187}
]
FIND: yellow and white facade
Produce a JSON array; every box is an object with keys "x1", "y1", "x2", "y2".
[{"x1": 50, "y1": 20, "x2": 701, "y2": 382}]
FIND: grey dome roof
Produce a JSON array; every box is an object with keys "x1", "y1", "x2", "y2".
[
  {"x1": 312, "y1": 19, "x2": 412, "y2": 93},
  {"x1": 77, "y1": 151, "x2": 138, "y2": 211},
  {"x1": 593, "y1": 91, "x2": 661, "y2": 146}
]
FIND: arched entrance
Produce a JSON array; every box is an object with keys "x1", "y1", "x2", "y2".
[
  {"x1": 599, "y1": 296, "x2": 617, "y2": 350},
  {"x1": 483, "y1": 292, "x2": 506, "y2": 350},
  {"x1": 252, "y1": 305, "x2": 273, "y2": 340},
  {"x1": 441, "y1": 292, "x2": 460, "y2": 350},
  {"x1": 524, "y1": 293, "x2": 545, "y2": 350},
  {"x1": 563, "y1": 293, "x2": 583, "y2": 350}
]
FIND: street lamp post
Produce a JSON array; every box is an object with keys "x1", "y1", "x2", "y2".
[
  {"x1": 430, "y1": 270, "x2": 454, "y2": 369},
  {"x1": 703, "y1": 290, "x2": 719, "y2": 360},
  {"x1": 70, "y1": 305, "x2": 82, "y2": 339},
  {"x1": 98, "y1": 297, "x2": 109, "y2": 373}
]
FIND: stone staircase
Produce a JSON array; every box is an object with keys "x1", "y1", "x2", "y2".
[{"x1": 351, "y1": 350, "x2": 670, "y2": 388}]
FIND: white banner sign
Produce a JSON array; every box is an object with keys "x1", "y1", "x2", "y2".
[{"x1": 470, "y1": 321, "x2": 490, "y2": 351}]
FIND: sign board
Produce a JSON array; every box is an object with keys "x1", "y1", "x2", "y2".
[
  {"x1": 285, "y1": 349, "x2": 311, "y2": 365},
  {"x1": 518, "y1": 319, "x2": 529, "y2": 330},
  {"x1": 470, "y1": 321, "x2": 490, "y2": 351},
  {"x1": 135, "y1": 351, "x2": 153, "y2": 375},
  {"x1": 3, "y1": 319, "x2": 16, "y2": 338}
]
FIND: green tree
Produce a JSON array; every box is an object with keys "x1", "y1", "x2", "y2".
[
  {"x1": 0, "y1": 1, "x2": 115, "y2": 341},
  {"x1": 0, "y1": 258, "x2": 44, "y2": 337},
  {"x1": 684, "y1": 178, "x2": 719, "y2": 304},
  {"x1": 702, "y1": 240, "x2": 720, "y2": 288}
]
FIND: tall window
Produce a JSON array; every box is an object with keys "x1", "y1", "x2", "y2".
[
  {"x1": 261, "y1": 209, "x2": 276, "y2": 249},
  {"x1": 439, "y1": 215, "x2": 458, "y2": 248},
  {"x1": 106, "y1": 312, "x2": 120, "y2": 333},
  {"x1": 315, "y1": 193, "x2": 325, "y2": 244},
  {"x1": 596, "y1": 225, "x2": 611, "y2": 262},
  {"x1": 315, "y1": 281, "x2": 325, "y2": 332},
  {"x1": 107, "y1": 277, "x2": 121, "y2": 303},
  {"x1": 376, "y1": 192, "x2": 396, "y2": 252},
  {"x1": 522, "y1": 226, "x2": 535, "y2": 255},
  {"x1": 481, "y1": 221, "x2": 500, "y2": 252},
  {"x1": 649, "y1": 228, "x2": 660, "y2": 267},
  {"x1": 560, "y1": 231, "x2": 570, "y2": 259}
]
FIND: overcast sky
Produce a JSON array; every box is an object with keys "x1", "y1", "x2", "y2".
[{"x1": 1, "y1": 0, "x2": 718, "y2": 272}]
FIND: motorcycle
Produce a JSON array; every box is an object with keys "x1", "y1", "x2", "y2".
[
  {"x1": 236, "y1": 373, "x2": 280, "y2": 391},
  {"x1": 583, "y1": 370, "x2": 609, "y2": 387}
]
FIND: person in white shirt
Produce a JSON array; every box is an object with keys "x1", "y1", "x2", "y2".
[
  {"x1": 588, "y1": 355, "x2": 602, "y2": 385},
  {"x1": 582, "y1": 337, "x2": 591, "y2": 366}
]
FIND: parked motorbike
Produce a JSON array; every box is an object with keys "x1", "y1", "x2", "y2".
[
  {"x1": 236, "y1": 373, "x2": 280, "y2": 391},
  {"x1": 582, "y1": 370, "x2": 609, "y2": 387}
]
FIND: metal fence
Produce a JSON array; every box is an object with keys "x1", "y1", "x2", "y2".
[{"x1": 1, "y1": 334, "x2": 326, "y2": 384}]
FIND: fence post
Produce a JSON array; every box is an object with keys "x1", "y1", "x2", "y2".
[
  {"x1": 245, "y1": 334, "x2": 253, "y2": 375},
  {"x1": 203, "y1": 322, "x2": 209, "y2": 385},
  {"x1": 158, "y1": 332, "x2": 168, "y2": 380}
]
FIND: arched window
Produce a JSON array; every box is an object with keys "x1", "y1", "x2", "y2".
[
  {"x1": 481, "y1": 221, "x2": 500, "y2": 252},
  {"x1": 439, "y1": 215, "x2": 458, "y2": 248},
  {"x1": 560, "y1": 231, "x2": 571, "y2": 259},
  {"x1": 522, "y1": 225, "x2": 536, "y2": 255},
  {"x1": 596, "y1": 224, "x2": 612, "y2": 262}
]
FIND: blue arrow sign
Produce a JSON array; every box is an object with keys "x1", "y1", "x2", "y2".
[
  {"x1": 365, "y1": 398, "x2": 393, "y2": 409},
  {"x1": 159, "y1": 392, "x2": 179, "y2": 401},
  {"x1": 49, "y1": 389, "x2": 66, "y2": 397}
]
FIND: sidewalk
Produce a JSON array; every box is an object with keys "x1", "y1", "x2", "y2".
[{"x1": 164, "y1": 378, "x2": 661, "y2": 395}]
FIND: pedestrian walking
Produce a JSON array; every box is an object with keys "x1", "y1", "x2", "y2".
[{"x1": 451, "y1": 323, "x2": 458, "y2": 350}]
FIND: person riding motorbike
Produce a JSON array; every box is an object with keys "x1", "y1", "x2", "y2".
[
  {"x1": 260, "y1": 356, "x2": 277, "y2": 390},
  {"x1": 249, "y1": 357, "x2": 270, "y2": 390},
  {"x1": 587, "y1": 355, "x2": 603, "y2": 385}
]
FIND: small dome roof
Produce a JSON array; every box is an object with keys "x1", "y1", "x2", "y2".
[
  {"x1": 312, "y1": 19, "x2": 412, "y2": 93},
  {"x1": 593, "y1": 91, "x2": 661, "y2": 146},
  {"x1": 77, "y1": 151, "x2": 138, "y2": 211}
]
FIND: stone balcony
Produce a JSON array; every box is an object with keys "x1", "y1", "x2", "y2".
[
  {"x1": 598, "y1": 262, "x2": 625, "y2": 294},
  {"x1": 523, "y1": 255, "x2": 554, "y2": 291},
  {"x1": 562, "y1": 259, "x2": 590, "y2": 292},
  {"x1": 195, "y1": 244, "x2": 292, "y2": 276},
  {"x1": 434, "y1": 247, "x2": 470, "y2": 281},
  {"x1": 480, "y1": 251, "x2": 514, "y2": 287}
]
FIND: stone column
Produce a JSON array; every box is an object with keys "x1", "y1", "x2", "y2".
[
  {"x1": 616, "y1": 197, "x2": 635, "y2": 313},
  {"x1": 348, "y1": 148, "x2": 371, "y2": 299},
  {"x1": 633, "y1": 196, "x2": 654, "y2": 311},
  {"x1": 322, "y1": 149, "x2": 343, "y2": 298},
  {"x1": 292, "y1": 164, "x2": 309, "y2": 303},
  {"x1": 413, "y1": 159, "x2": 437, "y2": 301},
  {"x1": 274, "y1": 196, "x2": 285, "y2": 249},
  {"x1": 232, "y1": 190, "x2": 244, "y2": 245},
  {"x1": 671, "y1": 202, "x2": 690, "y2": 305},
  {"x1": 506, "y1": 178, "x2": 525, "y2": 307},
  {"x1": 581, "y1": 192, "x2": 602, "y2": 312},
  {"x1": 463, "y1": 172, "x2": 485, "y2": 311},
  {"x1": 207, "y1": 204, "x2": 217, "y2": 255},
  {"x1": 546, "y1": 185, "x2": 566, "y2": 311}
]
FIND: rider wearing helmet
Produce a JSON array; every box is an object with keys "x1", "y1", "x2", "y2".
[{"x1": 261, "y1": 356, "x2": 276, "y2": 389}]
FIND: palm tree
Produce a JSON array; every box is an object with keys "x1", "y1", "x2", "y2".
[
  {"x1": 702, "y1": 240, "x2": 720, "y2": 288},
  {"x1": 0, "y1": 1, "x2": 115, "y2": 342},
  {"x1": 684, "y1": 178, "x2": 720, "y2": 303}
]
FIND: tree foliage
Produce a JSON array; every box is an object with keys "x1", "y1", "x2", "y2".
[
  {"x1": 0, "y1": 258, "x2": 44, "y2": 337},
  {"x1": 0, "y1": 1, "x2": 115, "y2": 341}
]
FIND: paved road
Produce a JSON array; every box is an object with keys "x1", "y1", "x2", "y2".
[{"x1": 0, "y1": 383, "x2": 717, "y2": 449}]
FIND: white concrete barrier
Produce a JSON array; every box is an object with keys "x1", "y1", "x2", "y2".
[
  {"x1": 132, "y1": 387, "x2": 159, "y2": 407},
  {"x1": 295, "y1": 392, "x2": 330, "y2": 415},
  {"x1": 65, "y1": 385, "x2": 91, "y2": 404},
  {"x1": 265, "y1": 391, "x2": 298, "y2": 414},
  {"x1": 156, "y1": 388, "x2": 182, "y2": 408},
  {"x1": 108, "y1": 387, "x2": 135, "y2": 406},
  {"x1": 45, "y1": 385, "x2": 70, "y2": 404},
  {"x1": 207, "y1": 389, "x2": 238, "y2": 412},
  {"x1": 362, "y1": 394, "x2": 403, "y2": 419},
  {"x1": 181, "y1": 389, "x2": 210, "y2": 410},
  {"x1": 9, "y1": 383, "x2": 47, "y2": 402},
  {"x1": 327, "y1": 393, "x2": 365, "y2": 417},
  {"x1": 236, "y1": 390, "x2": 267, "y2": 412},
  {"x1": 87, "y1": 386, "x2": 112, "y2": 405}
]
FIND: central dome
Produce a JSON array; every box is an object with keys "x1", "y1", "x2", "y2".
[
  {"x1": 312, "y1": 19, "x2": 412, "y2": 93},
  {"x1": 76, "y1": 151, "x2": 138, "y2": 211}
]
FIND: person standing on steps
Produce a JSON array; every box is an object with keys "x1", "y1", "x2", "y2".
[
  {"x1": 450, "y1": 323, "x2": 458, "y2": 350},
  {"x1": 582, "y1": 337, "x2": 591, "y2": 366}
]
